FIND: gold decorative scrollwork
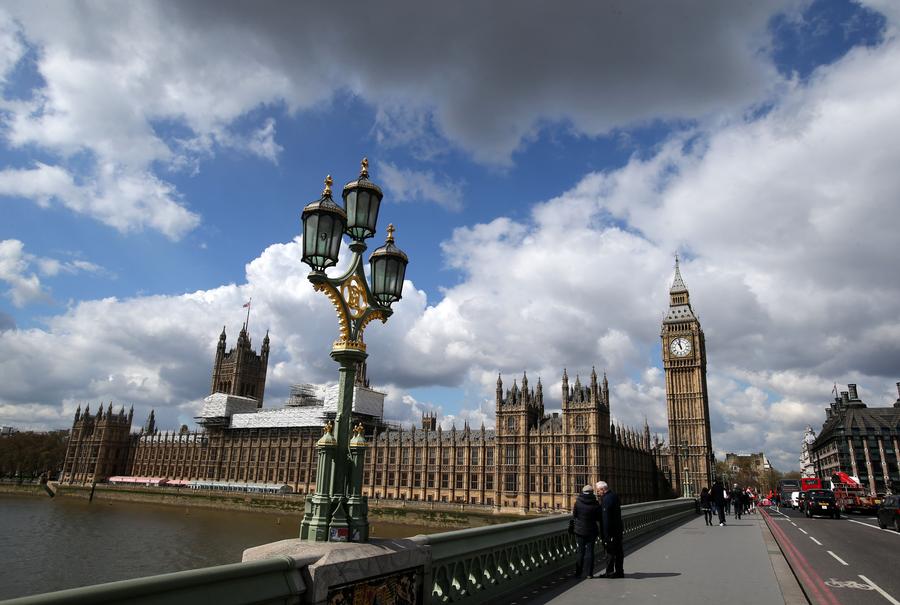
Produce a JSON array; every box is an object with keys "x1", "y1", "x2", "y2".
[
  {"x1": 340, "y1": 274, "x2": 368, "y2": 320},
  {"x1": 313, "y1": 282, "x2": 351, "y2": 341},
  {"x1": 357, "y1": 308, "x2": 388, "y2": 334}
]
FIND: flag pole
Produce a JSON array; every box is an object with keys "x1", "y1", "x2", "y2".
[{"x1": 245, "y1": 297, "x2": 252, "y2": 331}]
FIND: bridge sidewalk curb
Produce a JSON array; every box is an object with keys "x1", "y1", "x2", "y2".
[{"x1": 759, "y1": 508, "x2": 810, "y2": 605}]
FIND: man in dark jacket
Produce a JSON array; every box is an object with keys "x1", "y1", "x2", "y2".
[
  {"x1": 731, "y1": 484, "x2": 743, "y2": 520},
  {"x1": 596, "y1": 480, "x2": 624, "y2": 578},
  {"x1": 711, "y1": 479, "x2": 727, "y2": 526},
  {"x1": 572, "y1": 484, "x2": 601, "y2": 579}
]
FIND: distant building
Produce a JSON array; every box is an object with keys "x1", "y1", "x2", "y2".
[
  {"x1": 724, "y1": 452, "x2": 772, "y2": 473},
  {"x1": 60, "y1": 335, "x2": 675, "y2": 512},
  {"x1": 799, "y1": 426, "x2": 817, "y2": 478},
  {"x1": 0, "y1": 426, "x2": 16, "y2": 437},
  {"x1": 810, "y1": 383, "x2": 900, "y2": 495}
]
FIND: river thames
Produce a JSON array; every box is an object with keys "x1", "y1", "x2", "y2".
[{"x1": 0, "y1": 494, "x2": 447, "y2": 600}]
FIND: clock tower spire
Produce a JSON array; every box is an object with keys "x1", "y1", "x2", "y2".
[{"x1": 661, "y1": 256, "x2": 713, "y2": 496}]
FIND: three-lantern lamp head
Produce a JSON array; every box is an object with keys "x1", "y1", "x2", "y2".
[{"x1": 300, "y1": 159, "x2": 408, "y2": 308}]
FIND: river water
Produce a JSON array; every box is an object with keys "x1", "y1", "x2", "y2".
[{"x1": 0, "y1": 494, "x2": 446, "y2": 600}]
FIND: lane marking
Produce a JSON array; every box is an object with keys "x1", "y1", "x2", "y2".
[
  {"x1": 810, "y1": 537, "x2": 822, "y2": 546},
  {"x1": 791, "y1": 522, "x2": 798, "y2": 527},
  {"x1": 847, "y1": 518, "x2": 900, "y2": 535},
  {"x1": 859, "y1": 575, "x2": 900, "y2": 605},
  {"x1": 798, "y1": 528, "x2": 808, "y2": 535},
  {"x1": 827, "y1": 551, "x2": 848, "y2": 566}
]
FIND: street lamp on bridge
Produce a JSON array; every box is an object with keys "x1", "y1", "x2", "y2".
[
  {"x1": 680, "y1": 441, "x2": 693, "y2": 498},
  {"x1": 297, "y1": 159, "x2": 409, "y2": 543}
]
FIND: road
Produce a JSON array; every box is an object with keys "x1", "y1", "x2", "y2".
[{"x1": 761, "y1": 504, "x2": 900, "y2": 605}]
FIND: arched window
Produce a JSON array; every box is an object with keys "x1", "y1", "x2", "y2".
[
  {"x1": 575, "y1": 415, "x2": 585, "y2": 431},
  {"x1": 506, "y1": 416, "x2": 516, "y2": 431}
]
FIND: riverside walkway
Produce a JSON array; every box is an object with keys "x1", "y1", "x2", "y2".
[{"x1": 503, "y1": 510, "x2": 806, "y2": 605}]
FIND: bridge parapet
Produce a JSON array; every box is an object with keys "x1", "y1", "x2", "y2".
[{"x1": 412, "y1": 498, "x2": 693, "y2": 604}]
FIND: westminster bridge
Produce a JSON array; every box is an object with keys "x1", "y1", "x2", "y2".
[{"x1": 9, "y1": 498, "x2": 899, "y2": 605}]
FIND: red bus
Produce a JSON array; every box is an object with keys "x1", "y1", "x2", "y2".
[{"x1": 800, "y1": 477, "x2": 822, "y2": 491}]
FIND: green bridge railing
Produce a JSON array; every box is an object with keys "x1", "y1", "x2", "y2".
[
  {"x1": 412, "y1": 498, "x2": 694, "y2": 604},
  {"x1": 1, "y1": 498, "x2": 695, "y2": 605}
]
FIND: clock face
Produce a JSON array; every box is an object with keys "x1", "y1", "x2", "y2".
[{"x1": 670, "y1": 337, "x2": 692, "y2": 357}]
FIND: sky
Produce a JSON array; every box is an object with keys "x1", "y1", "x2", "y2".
[{"x1": 1, "y1": 0, "x2": 898, "y2": 474}]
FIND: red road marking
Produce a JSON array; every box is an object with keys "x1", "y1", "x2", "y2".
[{"x1": 762, "y1": 508, "x2": 842, "y2": 605}]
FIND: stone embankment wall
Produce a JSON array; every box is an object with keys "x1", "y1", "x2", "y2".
[{"x1": 0, "y1": 483, "x2": 527, "y2": 529}]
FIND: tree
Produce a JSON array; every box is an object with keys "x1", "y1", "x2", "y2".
[{"x1": 0, "y1": 431, "x2": 69, "y2": 479}]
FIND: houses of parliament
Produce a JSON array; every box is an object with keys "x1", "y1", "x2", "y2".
[{"x1": 60, "y1": 261, "x2": 715, "y2": 512}]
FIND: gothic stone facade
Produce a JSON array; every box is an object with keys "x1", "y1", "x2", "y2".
[
  {"x1": 809, "y1": 382, "x2": 900, "y2": 495},
  {"x1": 62, "y1": 368, "x2": 673, "y2": 512}
]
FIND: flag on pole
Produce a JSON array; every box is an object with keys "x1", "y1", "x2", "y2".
[{"x1": 242, "y1": 301, "x2": 251, "y2": 309}]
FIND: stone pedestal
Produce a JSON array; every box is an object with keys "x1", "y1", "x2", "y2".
[{"x1": 243, "y1": 538, "x2": 429, "y2": 605}]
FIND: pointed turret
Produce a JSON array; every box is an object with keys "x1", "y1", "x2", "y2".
[
  {"x1": 74, "y1": 404, "x2": 81, "y2": 421},
  {"x1": 602, "y1": 372, "x2": 609, "y2": 406},
  {"x1": 262, "y1": 330, "x2": 270, "y2": 356},
  {"x1": 671, "y1": 254, "x2": 688, "y2": 293},
  {"x1": 536, "y1": 377, "x2": 543, "y2": 403},
  {"x1": 665, "y1": 255, "x2": 695, "y2": 321}
]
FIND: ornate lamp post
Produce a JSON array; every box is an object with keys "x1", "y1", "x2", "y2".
[
  {"x1": 680, "y1": 441, "x2": 693, "y2": 498},
  {"x1": 298, "y1": 159, "x2": 409, "y2": 543}
]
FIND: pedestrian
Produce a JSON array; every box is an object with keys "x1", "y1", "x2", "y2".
[
  {"x1": 596, "y1": 480, "x2": 625, "y2": 578},
  {"x1": 711, "y1": 479, "x2": 727, "y2": 526},
  {"x1": 572, "y1": 484, "x2": 601, "y2": 579},
  {"x1": 700, "y1": 486, "x2": 713, "y2": 526},
  {"x1": 731, "y1": 484, "x2": 743, "y2": 520}
]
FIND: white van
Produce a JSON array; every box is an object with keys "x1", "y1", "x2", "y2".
[{"x1": 790, "y1": 491, "x2": 800, "y2": 508}]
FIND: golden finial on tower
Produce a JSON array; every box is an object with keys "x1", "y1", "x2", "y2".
[
  {"x1": 323, "y1": 175, "x2": 333, "y2": 196},
  {"x1": 353, "y1": 422, "x2": 365, "y2": 437},
  {"x1": 386, "y1": 223, "x2": 395, "y2": 244},
  {"x1": 323, "y1": 420, "x2": 334, "y2": 435},
  {"x1": 360, "y1": 157, "x2": 369, "y2": 178}
]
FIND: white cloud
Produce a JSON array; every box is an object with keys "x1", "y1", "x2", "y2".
[
  {"x1": 0, "y1": 239, "x2": 105, "y2": 307},
  {"x1": 0, "y1": 239, "x2": 44, "y2": 306},
  {"x1": 0, "y1": 0, "x2": 807, "y2": 238},
  {"x1": 379, "y1": 161, "x2": 464, "y2": 211},
  {"x1": 0, "y1": 163, "x2": 200, "y2": 240}
]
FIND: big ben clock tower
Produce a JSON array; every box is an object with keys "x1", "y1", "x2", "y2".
[{"x1": 661, "y1": 257, "x2": 714, "y2": 496}]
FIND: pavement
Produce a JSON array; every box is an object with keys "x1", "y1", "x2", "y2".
[{"x1": 504, "y1": 509, "x2": 807, "y2": 605}]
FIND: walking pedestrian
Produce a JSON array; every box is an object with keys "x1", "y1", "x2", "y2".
[
  {"x1": 596, "y1": 480, "x2": 625, "y2": 578},
  {"x1": 572, "y1": 484, "x2": 601, "y2": 579},
  {"x1": 731, "y1": 484, "x2": 743, "y2": 520},
  {"x1": 700, "y1": 486, "x2": 713, "y2": 526},
  {"x1": 711, "y1": 479, "x2": 727, "y2": 526}
]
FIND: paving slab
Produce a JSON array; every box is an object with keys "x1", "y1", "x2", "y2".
[{"x1": 506, "y1": 510, "x2": 804, "y2": 605}]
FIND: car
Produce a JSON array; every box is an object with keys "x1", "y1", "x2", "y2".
[
  {"x1": 804, "y1": 489, "x2": 840, "y2": 519},
  {"x1": 877, "y1": 495, "x2": 900, "y2": 531},
  {"x1": 790, "y1": 491, "x2": 800, "y2": 509}
]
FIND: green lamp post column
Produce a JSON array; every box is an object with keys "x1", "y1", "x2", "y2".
[
  {"x1": 298, "y1": 159, "x2": 409, "y2": 542},
  {"x1": 348, "y1": 422, "x2": 370, "y2": 542},
  {"x1": 299, "y1": 421, "x2": 337, "y2": 541}
]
